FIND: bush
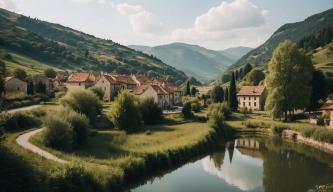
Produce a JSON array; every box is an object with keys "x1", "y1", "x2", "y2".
[
  {"x1": 60, "y1": 89, "x2": 102, "y2": 122},
  {"x1": 191, "y1": 100, "x2": 201, "y2": 112},
  {"x1": 139, "y1": 97, "x2": 164, "y2": 125},
  {"x1": 0, "y1": 112, "x2": 41, "y2": 131},
  {"x1": 55, "y1": 91, "x2": 66, "y2": 100},
  {"x1": 317, "y1": 116, "x2": 325, "y2": 126},
  {"x1": 316, "y1": 184, "x2": 333, "y2": 192},
  {"x1": 108, "y1": 91, "x2": 141, "y2": 132},
  {"x1": 66, "y1": 110, "x2": 89, "y2": 146},
  {"x1": 182, "y1": 101, "x2": 193, "y2": 119},
  {"x1": 239, "y1": 107, "x2": 252, "y2": 115},
  {"x1": 43, "y1": 115, "x2": 73, "y2": 150},
  {"x1": 208, "y1": 102, "x2": 231, "y2": 120},
  {"x1": 270, "y1": 124, "x2": 287, "y2": 136},
  {"x1": 88, "y1": 87, "x2": 105, "y2": 100}
]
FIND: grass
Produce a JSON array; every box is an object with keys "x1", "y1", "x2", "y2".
[
  {"x1": 313, "y1": 42, "x2": 333, "y2": 74},
  {"x1": 226, "y1": 112, "x2": 333, "y2": 144}
]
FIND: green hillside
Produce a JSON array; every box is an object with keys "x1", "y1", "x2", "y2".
[
  {"x1": 230, "y1": 8, "x2": 333, "y2": 70},
  {"x1": 130, "y1": 43, "x2": 251, "y2": 83},
  {"x1": 313, "y1": 42, "x2": 333, "y2": 74},
  {"x1": 0, "y1": 8, "x2": 188, "y2": 84}
]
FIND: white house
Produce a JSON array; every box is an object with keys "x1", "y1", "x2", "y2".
[{"x1": 237, "y1": 86, "x2": 267, "y2": 111}]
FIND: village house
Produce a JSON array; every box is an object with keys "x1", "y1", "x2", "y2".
[
  {"x1": 320, "y1": 100, "x2": 333, "y2": 127},
  {"x1": 4, "y1": 76, "x2": 27, "y2": 95},
  {"x1": 94, "y1": 74, "x2": 121, "y2": 101},
  {"x1": 152, "y1": 78, "x2": 182, "y2": 105},
  {"x1": 237, "y1": 86, "x2": 267, "y2": 111},
  {"x1": 66, "y1": 72, "x2": 98, "y2": 90},
  {"x1": 131, "y1": 75, "x2": 151, "y2": 86},
  {"x1": 133, "y1": 84, "x2": 172, "y2": 109},
  {"x1": 32, "y1": 75, "x2": 54, "y2": 94}
]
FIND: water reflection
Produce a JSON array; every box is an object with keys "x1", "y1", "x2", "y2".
[
  {"x1": 131, "y1": 137, "x2": 333, "y2": 192},
  {"x1": 202, "y1": 139, "x2": 264, "y2": 191}
]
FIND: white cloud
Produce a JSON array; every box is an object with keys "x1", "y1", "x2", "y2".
[
  {"x1": 116, "y1": 3, "x2": 143, "y2": 16},
  {"x1": 195, "y1": 0, "x2": 267, "y2": 32},
  {"x1": 0, "y1": 0, "x2": 18, "y2": 11},
  {"x1": 116, "y1": 3, "x2": 164, "y2": 35}
]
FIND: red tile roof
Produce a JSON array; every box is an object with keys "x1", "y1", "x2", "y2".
[
  {"x1": 133, "y1": 84, "x2": 149, "y2": 95},
  {"x1": 67, "y1": 73, "x2": 95, "y2": 83},
  {"x1": 237, "y1": 86, "x2": 266, "y2": 96},
  {"x1": 112, "y1": 75, "x2": 136, "y2": 85},
  {"x1": 133, "y1": 84, "x2": 169, "y2": 95}
]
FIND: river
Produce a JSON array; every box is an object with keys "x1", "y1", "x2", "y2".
[{"x1": 131, "y1": 137, "x2": 333, "y2": 192}]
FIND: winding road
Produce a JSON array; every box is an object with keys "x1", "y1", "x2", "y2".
[{"x1": 16, "y1": 128, "x2": 68, "y2": 164}]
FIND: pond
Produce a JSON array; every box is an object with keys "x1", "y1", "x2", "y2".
[{"x1": 130, "y1": 137, "x2": 333, "y2": 192}]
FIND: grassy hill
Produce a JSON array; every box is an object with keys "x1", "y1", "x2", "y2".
[
  {"x1": 229, "y1": 8, "x2": 333, "y2": 70},
  {"x1": 129, "y1": 43, "x2": 251, "y2": 83},
  {"x1": 313, "y1": 42, "x2": 333, "y2": 74},
  {"x1": 0, "y1": 8, "x2": 188, "y2": 84}
]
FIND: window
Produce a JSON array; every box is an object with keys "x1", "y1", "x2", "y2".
[
  {"x1": 248, "y1": 97, "x2": 251, "y2": 100},
  {"x1": 243, "y1": 96, "x2": 245, "y2": 100},
  {"x1": 249, "y1": 102, "x2": 251, "y2": 107},
  {"x1": 17, "y1": 87, "x2": 20, "y2": 91},
  {"x1": 243, "y1": 102, "x2": 245, "y2": 107},
  {"x1": 79, "y1": 83, "x2": 81, "y2": 86},
  {"x1": 254, "y1": 102, "x2": 256, "y2": 107}
]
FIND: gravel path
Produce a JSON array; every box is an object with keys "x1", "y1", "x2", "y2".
[
  {"x1": 16, "y1": 128, "x2": 68, "y2": 164},
  {"x1": 3, "y1": 105, "x2": 42, "y2": 114}
]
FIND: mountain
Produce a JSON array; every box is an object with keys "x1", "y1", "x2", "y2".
[
  {"x1": 229, "y1": 8, "x2": 333, "y2": 70},
  {"x1": 221, "y1": 47, "x2": 253, "y2": 61},
  {"x1": 0, "y1": 8, "x2": 188, "y2": 85},
  {"x1": 129, "y1": 43, "x2": 248, "y2": 83}
]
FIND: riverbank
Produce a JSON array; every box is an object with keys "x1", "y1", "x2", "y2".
[
  {"x1": 226, "y1": 112, "x2": 333, "y2": 156},
  {"x1": 3, "y1": 118, "x2": 219, "y2": 192}
]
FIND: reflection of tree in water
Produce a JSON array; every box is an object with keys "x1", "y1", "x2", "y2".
[
  {"x1": 262, "y1": 139, "x2": 333, "y2": 192},
  {"x1": 210, "y1": 149, "x2": 226, "y2": 170},
  {"x1": 227, "y1": 140, "x2": 235, "y2": 164}
]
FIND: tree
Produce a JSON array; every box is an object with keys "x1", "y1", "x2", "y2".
[
  {"x1": 224, "y1": 87, "x2": 229, "y2": 102},
  {"x1": 185, "y1": 81, "x2": 191, "y2": 96},
  {"x1": 139, "y1": 97, "x2": 164, "y2": 125},
  {"x1": 88, "y1": 86, "x2": 105, "y2": 100},
  {"x1": 245, "y1": 69, "x2": 266, "y2": 85},
  {"x1": 265, "y1": 40, "x2": 313, "y2": 120},
  {"x1": 66, "y1": 109, "x2": 89, "y2": 146},
  {"x1": 44, "y1": 68, "x2": 56, "y2": 78},
  {"x1": 239, "y1": 68, "x2": 244, "y2": 79},
  {"x1": 221, "y1": 73, "x2": 231, "y2": 84},
  {"x1": 235, "y1": 70, "x2": 239, "y2": 81},
  {"x1": 60, "y1": 89, "x2": 102, "y2": 122},
  {"x1": 13, "y1": 68, "x2": 27, "y2": 80},
  {"x1": 190, "y1": 86, "x2": 198, "y2": 96},
  {"x1": 243, "y1": 63, "x2": 253, "y2": 76},
  {"x1": 108, "y1": 90, "x2": 141, "y2": 132},
  {"x1": 0, "y1": 60, "x2": 5, "y2": 97},
  {"x1": 211, "y1": 85, "x2": 224, "y2": 103},
  {"x1": 228, "y1": 72, "x2": 238, "y2": 111},
  {"x1": 308, "y1": 70, "x2": 328, "y2": 111},
  {"x1": 182, "y1": 101, "x2": 193, "y2": 119}
]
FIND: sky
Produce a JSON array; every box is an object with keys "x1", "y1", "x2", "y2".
[{"x1": 0, "y1": 0, "x2": 332, "y2": 50}]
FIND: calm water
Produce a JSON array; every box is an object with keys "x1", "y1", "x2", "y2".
[{"x1": 131, "y1": 137, "x2": 333, "y2": 192}]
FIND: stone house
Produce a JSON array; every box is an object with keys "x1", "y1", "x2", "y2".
[
  {"x1": 32, "y1": 75, "x2": 54, "y2": 94},
  {"x1": 237, "y1": 86, "x2": 267, "y2": 111},
  {"x1": 320, "y1": 101, "x2": 333, "y2": 127},
  {"x1": 133, "y1": 84, "x2": 172, "y2": 109},
  {"x1": 4, "y1": 76, "x2": 27, "y2": 95},
  {"x1": 152, "y1": 78, "x2": 182, "y2": 105},
  {"x1": 66, "y1": 72, "x2": 97, "y2": 90},
  {"x1": 94, "y1": 74, "x2": 120, "y2": 101}
]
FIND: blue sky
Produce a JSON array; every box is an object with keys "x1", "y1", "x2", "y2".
[{"x1": 0, "y1": 0, "x2": 332, "y2": 50}]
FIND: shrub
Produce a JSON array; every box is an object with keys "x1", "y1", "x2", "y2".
[
  {"x1": 139, "y1": 97, "x2": 164, "y2": 125},
  {"x1": 208, "y1": 102, "x2": 231, "y2": 120},
  {"x1": 55, "y1": 91, "x2": 66, "y2": 100},
  {"x1": 243, "y1": 120, "x2": 269, "y2": 129},
  {"x1": 108, "y1": 90, "x2": 141, "y2": 132},
  {"x1": 88, "y1": 87, "x2": 105, "y2": 100},
  {"x1": 182, "y1": 101, "x2": 193, "y2": 119},
  {"x1": 60, "y1": 89, "x2": 102, "y2": 122},
  {"x1": 317, "y1": 116, "x2": 325, "y2": 126},
  {"x1": 66, "y1": 110, "x2": 89, "y2": 146},
  {"x1": 239, "y1": 107, "x2": 251, "y2": 115},
  {"x1": 312, "y1": 128, "x2": 333, "y2": 143},
  {"x1": 0, "y1": 112, "x2": 41, "y2": 131},
  {"x1": 316, "y1": 184, "x2": 333, "y2": 192},
  {"x1": 191, "y1": 101, "x2": 201, "y2": 112},
  {"x1": 270, "y1": 124, "x2": 287, "y2": 136},
  {"x1": 43, "y1": 115, "x2": 73, "y2": 150}
]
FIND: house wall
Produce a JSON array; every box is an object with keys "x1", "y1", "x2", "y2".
[
  {"x1": 138, "y1": 86, "x2": 158, "y2": 103},
  {"x1": 66, "y1": 82, "x2": 93, "y2": 90},
  {"x1": 173, "y1": 91, "x2": 182, "y2": 105},
  {"x1": 5, "y1": 78, "x2": 27, "y2": 95},
  {"x1": 33, "y1": 76, "x2": 53, "y2": 93},
  {"x1": 237, "y1": 95, "x2": 262, "y2": 111}
]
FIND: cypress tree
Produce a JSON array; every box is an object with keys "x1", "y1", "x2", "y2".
[
  {"x1": 228, "y1": 72, "x2": 238, "y2": 111},
  {"x1": 235, "y1": 70, "x2": 239, "y2": 81},
  {"x1": 224, "y1": 87, "x2": 229, "y2": 102},
  {"x1": 185, "y1": 81, "x2": 191, "y2": 96}
]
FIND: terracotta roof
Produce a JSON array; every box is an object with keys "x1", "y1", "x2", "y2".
[
  {"x1": 102, "y1": 74, "x2": 117, "y2": 84},
  {"x1": 152, "y1": 78, "x2": 180, "y2": 93},
  {"x1": 133, "y1": 85, "x2": 149, "y2": 95},
  {"x1": 237, "y1": 86, "x2": 266, "y2": 96},
  {"x1": 112, "y1": 75, "x2": 136, "y2": 85},
  {"x1": 4, "y1": 76, "x2": 15, "y2": 82},
  {"x1": 151, "y1": 84, "x2": 168, "y2": 95},
  {"x1": 320, "y1": 103, "x2": 333, "y2": 110},
  {"x1": 133, "y1": 84, "x2": 169, "y2": 95},
  {"x1": 132, "y1": 75, "x2": 151, "y2": 85},
  {"x1": 67, "y1": 73, "x2": 95, "y2": 83}
]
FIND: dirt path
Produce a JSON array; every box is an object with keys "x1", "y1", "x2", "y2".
[{"x1": 16, "y1": 128, "x2": 68, "y2": 164}]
